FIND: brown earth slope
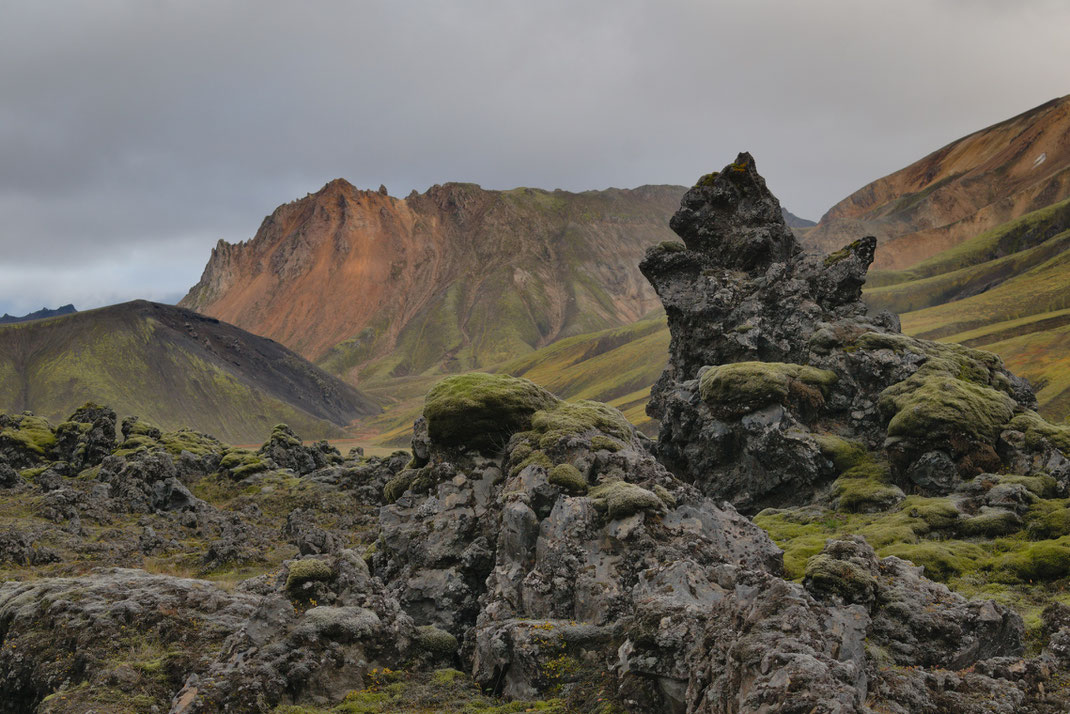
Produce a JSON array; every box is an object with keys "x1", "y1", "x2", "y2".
[
  {"x1": 180, "y1": 181, "x2": 689, "y2": 382},
  {"x1": 806, "y1": 94, "x2": 1070, "y2": 270}
]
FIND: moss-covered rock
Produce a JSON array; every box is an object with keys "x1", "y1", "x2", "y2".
[
  {"x1": 957, "y1": 508, "x2": 1023, "y2": 537},
  {"x1": 588, "y1": 480, "x2": 665, "y2": 520},
  {"x1": 424, "y1": 373, "x2": 559, "y2": 453},
  {"x1": 416, "y1": 625, "x2": 459, "y2": 656},
  {"x1": 804, "y1": 552, "x2": 878, "y2": 604},
  {"x1": 529, "y1": 400, "x2": 634, "y2": 447},
  {"x1": 699, "y1": 361, "x2": 837, "y2": 416},
  {"x1": 1005, "y1": 411, "x2": 1070, "y2": 453},
  {"x1": 879, "y1": 373, "x2": 1017, "y2": 443},
  {"x1": 548, "y1": 463, "x2": 587, "y2": 494},
  {"x1": 0, "y1": 414, "x2": 57, "y2": 466},
  {"x1": 285, "y1": 559, "x2": 334, "y2": 592},
  {"x1": 814, "y1": 434, "x2": 904, "y2": 512}
]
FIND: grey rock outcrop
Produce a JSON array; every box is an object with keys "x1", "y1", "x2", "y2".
[{"x1": 641, "y1": 153, "x2": 1049, "y2": 513}]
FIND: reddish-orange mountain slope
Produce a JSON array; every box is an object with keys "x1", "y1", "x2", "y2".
[
  {"x1": 805, "y1": 94, "x2": 1070, "y2": 270},
  {"x1": 181, "y1": 181, "x2": 685, "y2": 382}
]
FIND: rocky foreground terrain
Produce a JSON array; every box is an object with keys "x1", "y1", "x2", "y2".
[{"x1": 5, "y1": 155, "x2": 1070, "y2": 712}]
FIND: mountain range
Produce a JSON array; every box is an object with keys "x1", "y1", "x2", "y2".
[
  {"x1": 3, "y1": 96, "x2": 1069, "y2": 446},
  {"x1": 0, "y1": 304, "x2": 76, "y2": 324}
]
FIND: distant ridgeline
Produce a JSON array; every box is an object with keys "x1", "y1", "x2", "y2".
[{"x1": 0, "y1": 304, "x2": 76, "y2": 324}]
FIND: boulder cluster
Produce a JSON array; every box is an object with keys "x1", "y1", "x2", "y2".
[{"x1": 3, "y1": 155, "x2": 1070, "y2": 712}]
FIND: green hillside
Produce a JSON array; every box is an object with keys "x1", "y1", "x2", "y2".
[{"x1": 0, "y1": 301, "x2": 379, "y2": 443}]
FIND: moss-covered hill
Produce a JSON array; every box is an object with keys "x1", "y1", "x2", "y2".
[{"x1": 0, "y1": 301, "x2": 379, "y2": 443}]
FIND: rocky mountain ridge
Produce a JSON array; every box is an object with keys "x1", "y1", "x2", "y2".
[
  {"x1": 180, "y1": 180, "x2": 684, "y2": 381},
  {"x1": 0, "y1": 304, "x2": 76, "y2": 324},
  {"x1": 805, "y1": 93, "x2": 1070, "y2": 271}
]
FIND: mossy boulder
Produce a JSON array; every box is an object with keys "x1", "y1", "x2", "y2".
[
  {"x1": 0, "y1": 415, "x2": 57, "y2": 467},
  {"x1": 285, "y1": 559, "x2": 334, "y2": 592},
  {"x1": 804, "y1": 552, "x2": 878, "y2": 605},
  {"x1": 529, "y1": 400, "x2": 634, "y2": 448},
  {"x1": 699, "y1": 361, "x2": 837, "y2": 416},
  {"x1": 588, "y1": 480, "x2": 665, "y2": 520},
  {"x1": 424, "y1": 373, "x2": 559, "y2": 453},
  {"x1": 548, "y1": 463, "x2": 587, "y2": 494},
  {"x1": 879, "y1": 373, "x2": 1017, "y2": 444},
  {"x1": 1005, "y1": 411, "x2": 1070, "y2": 453},
  {"x1": 416, "y1": 625, "x2": 459, "y2": 656},
  {"x1": 957, "y1": 508, "x2": 1022, "y2": 537}
]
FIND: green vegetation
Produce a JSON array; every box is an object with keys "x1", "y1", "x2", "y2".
[
  {"x1": 285, "y1": 559, "x2": 334, "y2": 592},
  {"x1": 0, "y1": 302, "x2": 369, "y2": 444},
  {"x1": 879, "y1": 374, "x2": 1017, "y2": 442},
  {"x1": 588, "y1": 480, "x2": 665, "y2": 520},
  {"x1": 414, "y1": 626, "x2": 458, "y2": 656},
  {"x1": 528, "y1": 400, "x2": 634, "y2": 447},
  {"x1": 548, "y1": 464, "x2": 587, "y2": 494},
  {"x1": 424, "y1": 373, "x2": 559, "y2": 452},
  {"x1": 699, "y1": 361, "x2": 836, "y2": 414},
  {"x1": 813, "y1": 434, "x2": 902, "y2": 512},
  {"x1": 756, "y1": 474, "x2": 1070, "y2": 645}
]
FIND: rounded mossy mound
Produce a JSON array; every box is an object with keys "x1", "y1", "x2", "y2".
[
  {"x1": 424, "y1": 373, "x2": 560, "y2": 453},
  {"x1": 548, "y1": 463, "x2": 587, "y2": 494},
  {"x1": 588, "y1": 480, "x2": 665, "y2": 520},
  {"x1": 415, "y1": 625, "x2": 459, "y2": 656},
  {"x1": 284, "y1": 559, "x2": 334, "y2": 592},
  {"x1": 879, "y1": 374, "x2": 1017, "y2": 444},
  {"x1": 699, "y1": 361, "x2": 837, "y2": 416}
]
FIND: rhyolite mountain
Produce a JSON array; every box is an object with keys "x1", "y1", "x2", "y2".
[
  {"x1": 0, "y1": 300, "x2": 378, "y2": 442},
  {"x1": 0, "y1": 304, "x2": 76, "y2": 324},
  {"x1": 6, "y1": 154, "x2": 1070, "y2": 713},
  {"x1": 805, "y1": 93, "x2": 1070, "y2": 270},
  {"x1": 179, "y1": 180, "x2": 684, "y2": 381}
]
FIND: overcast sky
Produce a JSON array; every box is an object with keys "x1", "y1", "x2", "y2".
[{"x1": 1, "y1": 0, "x2": 1068, "y2": 315}]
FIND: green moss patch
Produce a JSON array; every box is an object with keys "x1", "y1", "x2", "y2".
[
  {"x1": 699, "y1": 361, "x2": 836, "y2": 415},
  {"x1": 529, "y1": 400, "x2": 633, "y2": 448},
  {"x1": 285, "y1": 559, "x2": 334, "y2": 592},
  {"x1": 415, "y1": 625, "x2": 458, "y2": 656},
  {"x1": 1006, "y1": 411, "x2": 1070, "y2": 453},
  {"x1": 548, "y1": 463, "x2": 587, "y2": 493},
  {"x1": 814, "y1": 434, "x2": 903, "y2": 512},
  {"x1": 424, "y1": 373, "x2": 559, "y2": 452},
  {"x1": 879, "y1": 373, "x2": 1017, "y2": 443},
  {"x1": 588, "y1": 480, "x2": 665, "y2": 520}
]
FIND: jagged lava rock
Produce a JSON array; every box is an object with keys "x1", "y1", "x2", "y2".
[{"x1": 641, "y1": 153, "x2": 1047, "y2": 513}]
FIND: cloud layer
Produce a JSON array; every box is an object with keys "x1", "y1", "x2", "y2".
[{"x1": 2, "y1": 0, "x2": 1068, "y2": 314}]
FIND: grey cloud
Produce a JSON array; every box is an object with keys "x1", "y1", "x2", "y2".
[{"x1": 1, "y1": 0, "x2": 1069, "y2": 313}]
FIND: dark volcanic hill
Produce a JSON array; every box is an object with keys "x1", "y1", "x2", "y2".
[
  {"x1": 805, "y1": 94, "x2": 1070, "y2": 270},
  {"x1": 0, "y1": 300, "x2": 378, "y2": 442},
  {"x1": 0, "y1": 304, "x2": 76, "y2": 324}
]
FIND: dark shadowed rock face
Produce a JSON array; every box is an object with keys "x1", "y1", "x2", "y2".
[
  {"x1": 669, "y1": 153, "x2": 799, "y2": 272},
  {"x1": 641, "y1": 154, "x2": 1051, "y2": 514}
]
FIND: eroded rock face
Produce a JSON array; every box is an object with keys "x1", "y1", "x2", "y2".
[{"x1": 642, "y1": 153, "x2": 1047, "y2": 513}]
